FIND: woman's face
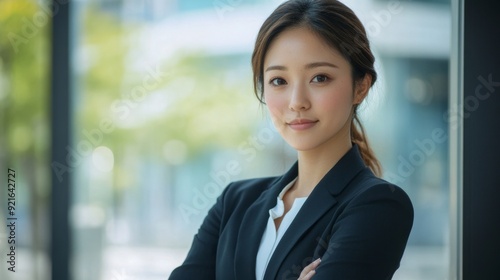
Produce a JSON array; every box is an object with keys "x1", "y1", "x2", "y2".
[{"x1": 263, "y1": 27, "x2": 367, "y2": 152}]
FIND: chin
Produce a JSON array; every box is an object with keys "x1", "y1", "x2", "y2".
[{"x1": 284, "y1": 139, "x2": 320, "y2": 152}]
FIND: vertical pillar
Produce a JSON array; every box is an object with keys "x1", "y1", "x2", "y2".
[
  {"x1": 50, "y1": 1, "x2": 71, "y2": 279},
  {"x1": 462, "y1": 0, "x2": 500, "y2": 278}
]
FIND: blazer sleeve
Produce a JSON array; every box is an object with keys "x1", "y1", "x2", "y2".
[
  {"x1": 168, "y1": 184, "x2": 231, "y2": 280},
  {"x1": 313, "y1": 183, "x2": 414, "y2": 280}
]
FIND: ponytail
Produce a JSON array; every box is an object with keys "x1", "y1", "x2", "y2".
[{"x1": 351, "y1": 110, "x2": 382, "y2": 177}]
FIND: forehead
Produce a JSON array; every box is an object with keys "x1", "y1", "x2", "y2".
[{"x1": 263, "y1": 26, "x2": 349, "y2": 69}]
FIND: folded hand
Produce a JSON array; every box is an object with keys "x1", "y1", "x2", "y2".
[{"x1": 298, "y1": 258, "x2": 321, "y2": 280}]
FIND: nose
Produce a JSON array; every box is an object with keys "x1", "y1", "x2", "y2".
[{"x1": 289, "y1": 83, "x2": 311, "y2": 112}]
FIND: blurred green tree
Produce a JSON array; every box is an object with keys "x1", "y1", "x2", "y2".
[
  {"x1": 75, "y1": 5, "x2": 258, "y2": 200},
  {"x1": 0, "y1": 1, "x2": 50, "y2": 279}
]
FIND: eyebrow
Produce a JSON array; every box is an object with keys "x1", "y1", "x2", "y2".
[{"x1": 265, "y1": 62, "x2": 339, "y2": 72}]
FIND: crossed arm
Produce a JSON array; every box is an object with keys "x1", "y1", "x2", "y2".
[
  {"x1": 296, "y1": 184, "x2": 413, "y2": 279},
  {"x1": 169, "y1": 183, "x2": 413, "y2": 280}
]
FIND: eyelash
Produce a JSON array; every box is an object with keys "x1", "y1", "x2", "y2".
[
  {"x1": 268, "y1": 74, "x2": 331, "y2": 87},
  {"x1": 269, "y1": 77, "x2": 287, "y2": 86},
  {"x1": 311, "y1": 74, "x2": 330, "y2": 83}
]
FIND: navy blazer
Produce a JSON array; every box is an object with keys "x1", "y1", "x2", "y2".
[{"x1": 169, "y1": 145, "x2": 413, "y2": 280}]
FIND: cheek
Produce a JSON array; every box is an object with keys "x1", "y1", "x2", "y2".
[
  {"x1": 316, "y1": 88, "x2": 354, "y2": 115},
  {"x1": 264, "y1": 93, "x2": 287, "y2": 118}
]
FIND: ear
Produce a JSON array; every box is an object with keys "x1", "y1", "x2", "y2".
[{"x1": 353, "y1": 75, "x2": 372, "y2": 105}]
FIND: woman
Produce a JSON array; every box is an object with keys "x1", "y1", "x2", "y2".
[{"x1": 169, "y1": 0, "x2": 413, "y2": 279}]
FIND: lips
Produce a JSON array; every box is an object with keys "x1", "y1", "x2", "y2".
[{"x1": 287, "y1": 119, "x2": 318, "y2": 131}]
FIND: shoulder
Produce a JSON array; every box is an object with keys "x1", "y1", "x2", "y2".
[
  {"x1": 328, "y1": 169, "x2": 414, "y2": 242},
  {"x1": 221, "y1": 176, "x2": 279, "y2": 203},
  {"x1": 208, "y1": 176, "x2": 281, "y2": 225},
  {"x1": 343, "y1": 169, "x2": 413, "y2": 214}
]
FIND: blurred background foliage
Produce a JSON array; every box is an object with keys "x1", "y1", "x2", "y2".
[
  {"x1": 0, "y1": 1, "x2": 50, "y2": 279},
  {"x1": 0, "y1": 1, "x2": 257, "y2": 279},
  {"x1": 78, "y1": 3, "x2": 257, "y2": 161}
]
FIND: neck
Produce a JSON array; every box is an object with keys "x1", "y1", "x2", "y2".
[{"x1": 294, "y1": 136, "x2": 352, "y2": 197}]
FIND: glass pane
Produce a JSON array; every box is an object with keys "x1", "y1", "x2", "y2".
[
  {"x1": 70, "y1": 1, "x2": 451, "y2": 279},
  {"x1": 0, "y1": 1, "x2": 51, "y2": 279},
  {"x1": 373, "y1": 57, "x2": 450, "y2": 279}
]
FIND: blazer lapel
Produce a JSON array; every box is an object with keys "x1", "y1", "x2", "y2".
[
  {"x1": 262, "y1": 145, "x2": 366, "y2": 280},
  {"x1": 234, "y1": 162, "x2": 299, "y2": 280}
]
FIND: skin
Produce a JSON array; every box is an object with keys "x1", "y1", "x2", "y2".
[
  {"x1": 262, "y1": 26, "x2": 371, "y2": 277},
  {"x1": 299, "y1": 258, "x2": 321, "y2": 280}
]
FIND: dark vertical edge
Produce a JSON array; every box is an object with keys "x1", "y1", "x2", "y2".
[
  {"x1": 50, "y1": 0, "x2": 71, "y2": 279},
  {"x1": 462, "y1": 0, "x2": 500, "y2": 279},
  {"x1": 449, "y1": 0, "x2": 463, "y2": 278}
]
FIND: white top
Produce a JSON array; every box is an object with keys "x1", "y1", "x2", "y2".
[{"x1": 255, "y1": 178, "x2": 308, "y2": 280}]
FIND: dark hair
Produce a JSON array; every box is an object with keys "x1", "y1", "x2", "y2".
[{"x1": 251, "y1": 0, "x2": 382, "y2": 176}]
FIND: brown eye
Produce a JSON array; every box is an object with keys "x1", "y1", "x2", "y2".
[
  {"x1": 270, "y1": 78, "x2": 287, "y2": 86},
  {"x1": 311, "y1": 75, "x2": 329, "y2": 83}
]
